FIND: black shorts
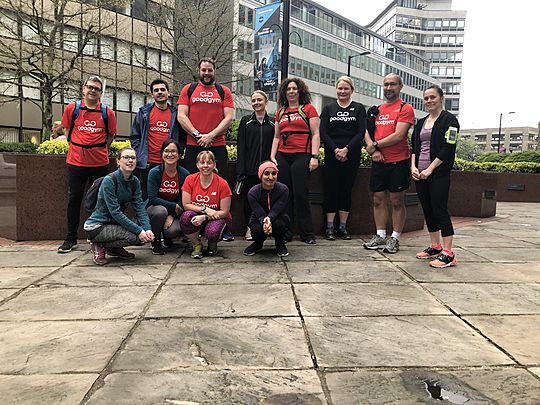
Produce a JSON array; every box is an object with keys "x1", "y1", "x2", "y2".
[{"x1": 370, "y1": 159, "x2": 410, "y2": 193}]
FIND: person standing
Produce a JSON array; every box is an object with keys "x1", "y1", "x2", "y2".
[
  {"x1": 411, "y1": 85, "x2": 459, "y2": 268},
  {"x1": 363, "y1": 73, "x2": 414, "y2": 254},
  {"x1": 58, "y1": 75, "x2": 116, "y2": 253},
  {"x1": 270, "y1": 78, "x2": 320, "y2": 244},
  {"x1": 130, "y1": 78, "x2": 180, "y2": 201},
  {"x1": 320, "y1": 76, "x2": 366, "y2": 240},
  {"x1": 236, "y1": 90, "x2": 275, "y2": 240},
  {"x1": 177, "y1": 57, "x2": 234, "y2": 175}
]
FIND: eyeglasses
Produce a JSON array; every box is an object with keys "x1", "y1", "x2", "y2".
[
  {"x1": 121, "y1": 155, "x2": 137, "y2": 161},
  {"x1": 85, "y1": 84, "x2": 102, "y2": 93},
  {"x1": 163, "y1": 149, "x2": 178, "y2": 155}
]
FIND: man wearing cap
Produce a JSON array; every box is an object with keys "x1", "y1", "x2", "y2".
[{"x1": 58, "y1": 75, "x2": 117, "y2": 253}]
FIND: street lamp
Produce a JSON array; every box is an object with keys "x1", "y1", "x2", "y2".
[
  {"x1": 497, "y1": 111, "x2": 515, "y2": 153},
  {"x1": 347, "y1": 51, "x2": 371, "y2": 77}
]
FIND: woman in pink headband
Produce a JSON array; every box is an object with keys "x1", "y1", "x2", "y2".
[{"x1": 243, "y1": 161, "x2": 290, "y2": 257}]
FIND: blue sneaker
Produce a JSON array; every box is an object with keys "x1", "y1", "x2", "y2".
[{"x1": 222, "y1": 230, "x2": 235, "y2": 241}]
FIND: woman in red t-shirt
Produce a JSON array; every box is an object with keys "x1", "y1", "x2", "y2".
[
  {"x1": 180, "y1": 150, "x2": 232, "y2": 258},
  {"x1": 270, "y1": 78, "x2": 320, "y2": 244}
]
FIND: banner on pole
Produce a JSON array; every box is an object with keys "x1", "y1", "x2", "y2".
[{"x1": 254, "y1": 3, "x2": 281, "y2": 94}]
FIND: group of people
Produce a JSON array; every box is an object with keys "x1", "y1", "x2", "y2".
[{"x1": 56, "y1": 58, "x2": 459, "y2": 269}]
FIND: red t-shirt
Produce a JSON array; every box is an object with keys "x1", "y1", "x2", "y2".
[
  {"x1": 374, "y1": 99, "x2": 415, "y2": 163},
  {"x1": 148, "y1": 105, "x2": 171, "y2": 164},
  {"x1": 275, "y1": 104, "x2": 318, "y2": 154},
  {"x1": 62, "y1": 101, "x2": 117, "y2": 167},
  {"x1": 182, "y1": 173, "x2": 232, "y2": 218},
  {"x1": 177, "y1": 83, "x2": 234, "y2": 147},
  {"x1": 159, "y1": 171, "x2": 180, "y2": 201}
]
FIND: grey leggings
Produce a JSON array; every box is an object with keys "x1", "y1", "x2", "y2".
[
  {"x1": 147, "y1": 205, "x2": 182, "y2": 239},
  {"x1": 86, "y1": 225, "x2": 139, "y2": 248}
]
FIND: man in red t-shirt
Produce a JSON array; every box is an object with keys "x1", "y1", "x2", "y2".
[
  {"x1": 363, "y1": 73, "x2": 414, "y2": 254},
  {"x1": 177, "y1": 57, "x2": 234, "y2": 175},
  {"x1": 58, "y1": 75, "x2": 117, "y2": 253}
]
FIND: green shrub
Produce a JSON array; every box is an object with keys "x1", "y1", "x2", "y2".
[
  {"x1": 475, "y1": 152, "x2": 506, "y2": 163},
  {"x1": 454, "y1": 158, "x2": 540, "y2": 173},
  {"x1": 226, "y1": 144, "x2": 237, "y2": 161},
  {"x1": 503, "y1": 151, "x2": 540, "y2": 164},
  {"x1": 37, "y1": 139, "x2": 131, "y2": 157},
  {"x1": 360, "y1": 147, "x2": 372, "y2": 166},
  {"x1": 227, "y1": 119, "x2": 240, "y2": 142},
  {"x1": 0, "y1": 142, "x2": 38, "y2": 153}
]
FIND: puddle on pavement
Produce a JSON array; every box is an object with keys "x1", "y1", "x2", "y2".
[{"x1": 424, "y1": 379, "x2": 469, "y2": 404}]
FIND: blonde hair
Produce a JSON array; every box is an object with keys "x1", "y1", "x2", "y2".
[
  {"x1": 252, "y1": 90, "x2": 268, "y2": 101},
  {"x1": 196, "y1": 150, "x2": 218, "y2": 173},
  {"x1": 336, "y1": 76, "x2": 355, "y2": 91}
]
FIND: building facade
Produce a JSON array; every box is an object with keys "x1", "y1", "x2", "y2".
[
  {"x1": 460, "y1": 127, "x2": 539, "y2": 153},
  {"x1": 367, "y1": 0, "x2": 466, "y2": 117}
]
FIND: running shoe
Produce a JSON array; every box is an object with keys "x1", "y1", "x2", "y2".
[
  {"x1": 336, "y1": 228, "x2": 352, "y2": 240},
  {"x1": 58, "y1": 240, "x2": 77, "y2": 253},
  {"x1": 363, "y1": 235, "x2": 386, "y2": 250},
  {"x1": 91, "y1": 243, "x2": 107, "y2": 265},
  {"x1": 324, "y1": 228, "x2": 336, "y2": 241},
  {"x1": 429, "y1": 253, "x2": 457, "y2": 268},
  {"x1": 383, "y1": 237, "x2": 400, "y2": 254},
  {"x1": 207, "y1": 241, "x2": 218, "y2": 255},
  {"x1": 275, "y1": 243, "x2": 289, "y2": 257},
  {"x1": 416, "y1": 245, "x2": 443, "y2": 259},
  {"x1": 151, "y1": 242, "x2": 164, "y2": 255},
  {"x1": 106, "y1": 247, "x2": 135, "y2": 260},
  {"x1": 244, "y1": 241, "x2": 263, "y2": 256},
  {"x1": 191, "y1": 243, "x2": 203, "y2": 259},
  {"x1": 163, "y1": 237, "x2": 175, "y2": 248},
  {"x1": 222, "y1": 231, "x2": 235, "y2": 241}
]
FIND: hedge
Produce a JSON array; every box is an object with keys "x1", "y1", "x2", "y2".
[
  {"x1": 37, "y1": 140, "x2": 131, "y2": 157},
  {"x1": 454, "y1": 158, "x2": 540, "y2": 173},
  {"x1": 476, "y1": 150, "x2": 540, "y2": 164},
  {"x1": 0, "y1": 142, "x2": 38, "y2": 153}
]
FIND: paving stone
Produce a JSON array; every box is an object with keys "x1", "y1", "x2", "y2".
[
  {"x1": 178, "y1": 245, "x2": 284, "y2": 263},
  {"x1": 464, "y1": 315, "x2": 540, "y2": 364},
  {"x1": 113, "y1": 318, "x2": 312, "y2": 371},
  {"x1": 529, "y1": 367, "x2": 540, "y2": 378},
  {"x1": 385, "y1": 246, "x2": 489, "y2": 262},
  {"x1": 286, "y1": 245, "x2": 382, "y2": 261},
  {"x1": 0, "y1": 288, "x2": 18, "y2": 300},
  {"x1": 305, "y1": 316, "x2": 512, "y2": 367},
  {"x1": 146, "y1": 284, "x2": 296, "y2": 317},
  {"x1": 0, "y1": 320, "x2": 134, "y2": 373},
  {"x1": 0, "y1": 374, "x2": 98, "y2": 405},
  {"x1": 423, "y1": 283, "x2": 540, "y2": 314},
  {"x1": 86, "y1": 371, "x2": 325, "y2": 405},
  {"x1": 0, "y1": 250, "x2": 85, "y2": 267},
  {"x1": 0, "y1": 286, "x2": 157, "y2": 320},
  {"x1": 0, "y1": 267, "x2": 59, "y2": 288},
  {"x1": 70, "y1": 249, "x2": 180, "y2": 266},
  {"x1": 286, "y1": 261, "x2": 411, "y2": 283},
  {"x1": 295, "y1": 283, "x2": 450, "y2": 316},
  {"x1": 469, "y1": 247, "x2": 540, "y2": 262},
  {"x1": 167, "y1": 262, "x2": 289, "y2": 284},
  {"x1": 39, "y1": 264, "x2": 171, "y2": 287},
  {"x1": 325, "y1": 367, "x2": 540, "y2": 404},
  {"x1": 397, "y1": 262, "x2": 540, "y2": 283}
]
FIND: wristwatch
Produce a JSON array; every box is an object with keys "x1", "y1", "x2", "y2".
[
  {"x1": 192, "y1": 130, "x2": 201, "y2": 139},
  {"x1": 200, "y1": 204, "x2": 207, "y2": 214},
  {"x1": 372, "y1": 141, "x2": 380, "y2": 150},
  {"x1": 311, "y1": 154, "x2": 320, "y2": 159}
]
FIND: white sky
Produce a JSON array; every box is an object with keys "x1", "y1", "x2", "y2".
[{"x1": 313, "y1": 0, "x2": 540, "y2": 129}]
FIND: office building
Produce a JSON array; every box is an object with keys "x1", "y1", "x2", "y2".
[{"x1": 460, "y1": 127, "x2": 539, "y2": 152}]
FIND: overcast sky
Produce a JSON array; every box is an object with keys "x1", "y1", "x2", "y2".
[{"x1": 313, "y1": 0, "x2": 540, "y2": 129}]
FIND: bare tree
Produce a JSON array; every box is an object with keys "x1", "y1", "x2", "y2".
[
  {"x1": 0, "y1": 0, "x2": 126, "y2": 140},
  {"x1": 148, "y1": 0, "x2": 249, "y2": 90}
]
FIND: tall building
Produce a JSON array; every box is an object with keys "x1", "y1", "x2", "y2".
[
  {"x1": 367, "y1": 0, "x2": 466, "y2": 117},
  {"x1": 460, "y1": 127, "x2": 539, "y2": 153}
]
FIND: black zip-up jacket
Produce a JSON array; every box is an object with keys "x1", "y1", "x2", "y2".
[
  {"x1": 236, "y1": 112, "x2": 275, "y2": 181},
  {"x1": 411, "y1": 110, "x2": 460, "y2": 177}
]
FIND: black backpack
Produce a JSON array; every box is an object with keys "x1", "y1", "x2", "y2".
[{"x1": 84, "y1": 174, "x2": 135, "y2": 213}]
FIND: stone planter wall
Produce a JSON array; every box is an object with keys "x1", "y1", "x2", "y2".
[{"x1": 495, "y1": 172, "x2": 540, "y2": 203}]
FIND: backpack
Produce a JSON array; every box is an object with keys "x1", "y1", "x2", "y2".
[
  {"x1": 366, "y1": 102, "x2": 406, "y2": 141},
  {"x1": 68, "y1": 100, "x2": 109, "y2": 148},
  {"x1": 84, "y1": 173, "x2": 136, "y2": 214},
  {"x1": 276, "y1": 105, "x2": 312, "y2": 152},
  {"x1": 179, "y1": 82, "x2": 226, "y2": 147}
]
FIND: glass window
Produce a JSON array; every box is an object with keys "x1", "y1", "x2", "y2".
[
  {"x1": 83, "y1": 37, "x2": 97, "y2": 56},
  {"x1": 22, "y1": 75, "x2": 40, "y2": 100},
  {"x1": 63, "y1": 27, "x2": 78, "y2": 52},
  {"x1": 0, "y1": 13, "x2": 17, "y2": 39},
  {"x1": 132, "y1": 92, "x2": 145, "y2": 112},
  {"x1": 147, "y1": 49, "x2": 160, "y2": 70},
  {"x1": 132, "y1": 0, "x2": 146, "y2": 20},
  {"x1": 117, "y1": 42, "x2": 131, "y2": 64},
  {"x1": 161, "y1": 52, "x2": 172, "y2": 73},
  {"x1": 100, "y1": 37, "x2": 115, "y2": 60},
  {"x1": 116, "y1": 89, "x2": 130, "y2": 112},
  {"x1": 133, "y1": 46, "x2": 145, "y2": 67},
  {"x1": 101, "y1": 86, "x2": 114, "y2": 107},
  {"x1": 0, "y1": 71, "x2": 18, "y2": 97}
]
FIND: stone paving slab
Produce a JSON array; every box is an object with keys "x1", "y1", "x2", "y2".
[
  {"x1": 39, "y1": 264, "x2": 171, "y2": 287},
  {"x1": 305, "y1": 316, "x2": 513, "y2": 368},
  {"x1": 0, "y1": 320, "x2": 134, "y2": 373},
  {"x1": 397, "y1": 262, "x2": 540, "y2": 283},
  {"x1": 324, "y1": 367, "x2": 540, "y2": 404},
  {"x1": 86, "y1": 370, "x2": 325, "y2": 405},
  {"x1": 0, "y1": 286, "x2": 157, "y2": 320},
  {"x1": 286, "y1": 244, "x2": 382, "y2": 262},
  {"x1": 0, "y1": 374, "x2": 98, "y2": 405},
  {"x1": 0, "y1": 267, "x2": 59, "y2": 288},
  {"x1": 0, "y1": 250, "x2": 85, "y2": 267},
  {"x1": 167, "y1": 262, "x2": 289, "y2": 284},
  {"x1": 466, "y1": 247, "x2": 540, "y2": 262},
  {"x1": 70, "y1": 250, "x2": 180, "y2": 266},
  {"x1": 295, "y1": 283, "x2": 451, "y2": 316},
  {"x1": 383, "y1": 246, "x2": 490, "y2": 263},
  {"x1": 112, "y1": 318, "x2": 312, "y2": 371},
  {"x1": 146, "y1": 284, "x2": 297, "y2": 317},
  {"x1": 286, "y1": 261, "x2": 411, "y2": 283},
  {"x1": 530, "y1": 367, "x2": 540, "y2": 378},
  {"x1": 422, "y1": 283, "x2": 540, "y2": 314},
  {"x1": 0, "y1": 288, "x2": 19, "y2": 300},
  {"x1": 464, "y1": 315, "x2": 540, "y2": 364}
]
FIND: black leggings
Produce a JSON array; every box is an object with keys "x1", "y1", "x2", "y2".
[
  {"x1": 249, "y1": 216, "x2": 289, "y2": 244},
  {"x1": 323, "y1": 149, "x2": 360, "y2": 213},
  {"x1": 415, "y1": 175, "x2": 454, "y2": 237},
  {"x1": 276, "y1": 152, "x2": 313, "y2": 238}
]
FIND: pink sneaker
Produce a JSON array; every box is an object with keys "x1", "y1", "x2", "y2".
[{"x1": 91, "y1": 243, "x2": 108, "y2": 265}]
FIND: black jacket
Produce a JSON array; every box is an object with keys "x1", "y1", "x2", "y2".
[
  {"x1": 412, "y1": 110, "x2": 460, "y2": 177},
  {"x1": 236, "y1": 112, "x2": 275, "y2": 181}
]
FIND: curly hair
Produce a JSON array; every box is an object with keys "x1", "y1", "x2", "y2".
[{"x1": 277, "y1": 77, "x2": 312, "y2": 107}]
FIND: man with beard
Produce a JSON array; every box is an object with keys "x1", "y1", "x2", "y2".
[
  {"x1": 177, "y1": 57, "x2": 235, "y2": 175},
  {"x1": 130, "y1": 79, "x2": 180, "y2": 200},
  {"x1": 363, "y1": 73, "x2": 414, "y2": 254}
]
